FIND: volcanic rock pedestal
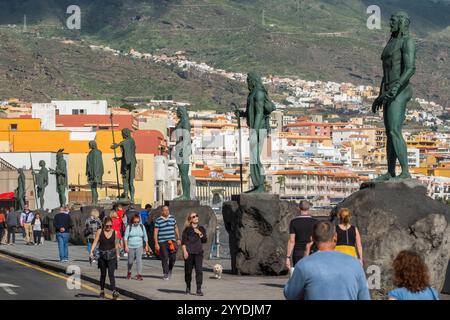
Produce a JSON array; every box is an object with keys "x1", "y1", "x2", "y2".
[
  {"x1": 151, "y1": 200, "x2": 217, "y2": 259},
  {"x1": 332, "y1": 179, "x2": 450, "y2": 296},
  {"x1": 222, "y1": 194, "x2": 299, "y2": 275}
]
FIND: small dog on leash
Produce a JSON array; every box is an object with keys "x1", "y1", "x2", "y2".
[{"x1": 213, "y1": 264, "x2": 223, "y2": 279}]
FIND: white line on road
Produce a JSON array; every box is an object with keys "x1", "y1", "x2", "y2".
[{"x1": 0, "y1": 283, "x2": 19, "y2": 295}]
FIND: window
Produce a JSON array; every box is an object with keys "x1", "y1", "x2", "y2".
[
  {"x1": 72, "y1": 109, "x2": 79, "y2": 115},
  {"x1": 55, "y1": 109, "x2": 60, "y2": 115},
  {"x1": 10, "y1": 124, "x2": 17, "y2": 131},
  {"x1": 79, "y1": 109, "x2": 86, "y2": 114}
]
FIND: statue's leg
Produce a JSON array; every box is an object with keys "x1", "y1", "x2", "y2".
[
  {"x1": 182, "y1": 164, "x2": 190, "y2": 199},
  {"x1": 246, "y1": 129, "x2": 265, "y2": 192},
  {"x1": 383, "y1": 106, "x2": 397, "y2": 177},
  {"x1": 387, "y1": 87, "x2": 412, "y2": 179},
  {"x1": 122, "y1": 172, "x2": 129, "y2": 199},
  {"x1": 129, "y1": 164, "x2": 135, "y2": 203},
  {"x1": 39, "y1": 189, "x2": 45, "y2": 209},
  {"x1": 92, "y1": 182, "x2": 98, "y2": 204}
]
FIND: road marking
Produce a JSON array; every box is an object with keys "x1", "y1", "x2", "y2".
[
  {"x1": 0, "y1": 253, "x2": 120, "y2": 300},
  {"x1": 0, "y1": 283, "x2": 19, "y2": 295}
]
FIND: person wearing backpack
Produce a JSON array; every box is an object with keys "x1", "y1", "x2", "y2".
[
  {"x1": 124, "y1": 214, "x2": 149, "y2": 280},
  {"x1": 84, "y1": 208, "x2": 102, "y2": 262}
]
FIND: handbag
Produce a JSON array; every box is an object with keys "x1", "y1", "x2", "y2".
[{"x1": 99, "y1": 248, "x2": 117, "y2": 261}]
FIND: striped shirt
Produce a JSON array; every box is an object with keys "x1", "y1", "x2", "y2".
[{"x1": 155, "y1": 215, "x2": 177, "y2": 242}]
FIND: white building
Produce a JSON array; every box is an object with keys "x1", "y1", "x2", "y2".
[{"x1": 52, "y1": 100, "x2": 108, "y2": 115}]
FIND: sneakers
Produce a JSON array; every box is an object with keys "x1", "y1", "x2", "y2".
[
  {"x1": 127, "y1": 272, "x2": 132, "y2": 280},
  {"x1": 99, "y1": 291, "x2": 105, "y2": 299},
  {"x1": 196, "y1": 290, "x2": 204, "y2": 296},
  {"x1": 112, "y1": 290, "x2": 120, "y2": 299},
  {"x1": 135, "y1": 274, "x2": 143, "y2": 281},
  {"x1": 186, "y1": 286, "x2": 191, "y2": 295},
  {"x1": 163, "y1": 274, "x2": 169, "y2": 280},
  {"x1": 123, "y1": 253, "x2": 128, "y2": 257}
]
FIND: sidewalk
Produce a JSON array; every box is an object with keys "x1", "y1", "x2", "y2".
[{"x1": 0, "y1": 236, "x2": 287, "y2": 300}]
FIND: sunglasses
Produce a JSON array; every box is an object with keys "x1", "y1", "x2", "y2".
[
  {"x1": 105, "y1": 224, "x2": 112, "y2": 228},
  {"x1": 190, "y1": 215, "x2": 198, "y2": 219}
]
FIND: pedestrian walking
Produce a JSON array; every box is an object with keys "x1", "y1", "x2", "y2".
[
  {"x1": 124, "y1": 214, "x2": 149, "y2": 280},
  {"x1": 110, "y1": 210, "x2": 124, "y2": 256},
  {"x1": 90, "y1": 217, "x2": 120, "y2": 299},
  {"x1": 154, "y1": 206, "x2": 181, "y2": 280},
  {"x1": 0, "y1": 209, "x2": 6, "y2": 245},
  {"x1": 53, "y1": 206, "x2": 73, "y2": 262},
  {"x1": 140, "y1": 204, "x2": 152, "y2": 226},
  {"x1": 286, "y1": 200, "x2": 317, "y2": 269},
  {"x1": 334, "y1": 208, "x2": 363, "y2": 264},
  {"x1": 388, "y1": 250, "x2": 439, "y2": 300},
  {"x1": 84, "y1": 208, "x2": 102, "y2": 263},
  {"x1": 31, "y1": 212, "x2": 43, "y2": 245},
  {"x1": 284, "y1": 221, "x2": 370, "y2": 300},
  {"x1": 6, "y1": 208, "x2": 20, "y2": 245},
  {"x1": 182, "y1": 211, "x2": 207, "y2": 296},
  {"x1": 20, "y1": 204, "x2": 34, "y2": 245}
]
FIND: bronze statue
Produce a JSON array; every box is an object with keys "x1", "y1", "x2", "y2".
[
  {"x1": 174, "y1": 106, "x2": 192, "y2": 200},
  {"x1": 50, "y1": 149, "x2": 68, "y2": 207},
  {"x1": 235, "y1": 72, "x2": 275, "y2": 192},
  {"x1": 372, "y1": 11, "x2": 416, "y2": 181},
  {"x1": 111, "y1": 128, "x2": 137, "y2": 203},
  {"x1": 16, "y1": 168, "x2": 26, "y2": 211},
  {"x1": 34, "y1": 160, "x2": 48, "y2": 210},
  {"x1": 86, "y1": 141, "x2": 104, "y2": 205}
]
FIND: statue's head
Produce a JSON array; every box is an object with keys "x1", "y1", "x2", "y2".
[
  {"x1": 89, "y1": 140, "x2": 97, "y2": 150},
  {"x1": 18, "y1": 168, "x2": 23, "y2": 174},
  {"x1": 121, "y1": 128, "x2": 131, "y2": 139},
  {"x1": 390, "y1": 11, "x2": 410, "y2": 36},
  {"x1": 39, "y1": 160, "x2": 45, "y2": 167},
  {"x1": 247, "y1": 72, "x2": 263, "y2": 91},
  {"x1": 176, "y1": 106, "x2": 188, "y2": 120}
]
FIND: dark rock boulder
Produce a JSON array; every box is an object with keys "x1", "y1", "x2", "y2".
[
  {"x1": 222, "y1": 194, "x2": 299, "y2": 275},
  {"x1": 332, "y1": 179, "x2": 450, "y2": 297}
]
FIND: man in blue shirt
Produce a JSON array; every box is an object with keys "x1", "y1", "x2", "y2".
[
  {"x1": 140, "y1": 204, "x2": 152, "y2": 225},
  {"x1": 284, "y1": 221, "x2": 370, "y2": 300},
  {"x1": 53, "y1": 206, "x2": 73, "y2": 263}
]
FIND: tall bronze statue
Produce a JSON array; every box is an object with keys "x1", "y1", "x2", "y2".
[
  {"x1": 86, "y1": 141, "x2": 104, "y2": 205},
  {"x1": 235, "y1": 72, "x2": 275, "y2": 193},
  {"x1": 16, "y1": 168, "x2": 26, "y2": 211},
  {"x1": 34, "y1": 160, "x2": 49, "y2": 210},
  {"x1": 372, "y1": 11, "x2": 416, "y2": 181},
  {"x1": 174, "y1": 106, "x2": 192, "y2": 200},
  {"x1": 111, "y1": 128, "x2": 137, "y2": 203},
  {"x1": 50, "y1": 149, "x2": 68, "y2": 207}
]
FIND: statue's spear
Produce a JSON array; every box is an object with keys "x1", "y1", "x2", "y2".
[
  {"x1": 232, "y1": 103, "x2": 244, "y2": 193},
  {"x1": 109, "y1": 111, "x2": 121, "y2": 199},
  {"x1": 29, "y1": 152, "x2": 39, "y2": 209}
]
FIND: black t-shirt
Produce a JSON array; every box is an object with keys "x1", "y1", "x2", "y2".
[
  {"x1": 289, "y1": 216, "x2": 317, "y2": 252},
  {"x1": 181, "y1": 226, "x2": 207, "y2": 255}
]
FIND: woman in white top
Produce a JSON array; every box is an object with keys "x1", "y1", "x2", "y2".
[{"x1": 31, "y1": 213, "x2": 43, "y2": 245}]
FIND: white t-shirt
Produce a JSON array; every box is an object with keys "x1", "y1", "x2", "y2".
[{"x1": 33, "y1": 219, "x2": 42, "y2": 231}]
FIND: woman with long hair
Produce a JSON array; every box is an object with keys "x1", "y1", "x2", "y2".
[
  {"x1": 181, "y1": 211, "x2": 207, "y2": 296},
  {"x1": 90, "y1": 217, "x2": 120, "y2": 299},
  {"x1": 334, "y1": 208, "x2": 363, "y2": 264},
  {"x1": 388, "y1": 250, "x2": 439, "y2": 300}
]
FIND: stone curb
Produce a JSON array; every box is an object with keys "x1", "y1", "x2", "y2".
[{"x1": 0, "y1": 248, "x2": 151, "y2": 300}]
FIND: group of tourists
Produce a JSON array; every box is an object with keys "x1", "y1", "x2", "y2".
[
  {"x1": 86, "y1": 204, "x2": 207, "y2": 299},
  {"x1": 284, "y1": 200, "x2": 439, "y2": 300},
  {"x1": 0, "y1": 205, "x2": 45, "y2": 246}
]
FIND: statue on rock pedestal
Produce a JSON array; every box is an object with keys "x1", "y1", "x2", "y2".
[
  {"x1": 34, "y1": 160, "x2": 49, "y2": 210},
  {"x1": 15, "y1": 168, "x2": 26, "y2": 211},
  {"x1": 50, "y1": 149, "x2": 68, "y2": 207},
  {"x1": 174, "y1": 106, "x2": 192, "y2": 200},
  {"x1": 111, "y1": 128, "x2": 136, "y2": 203},
  {"x1": 372, "y1": 11, "x2": 416, "y2": 181},
  {"x1": 86, "y1": 140, "x2": 104, "y2": 205},
  {"x1": 235, "y1": 72, "x2": 275, "y2": 193}
]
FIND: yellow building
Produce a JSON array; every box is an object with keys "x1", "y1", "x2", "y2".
[{"x1": 0, "y1": 123, "x2": 157, "y2": 206}]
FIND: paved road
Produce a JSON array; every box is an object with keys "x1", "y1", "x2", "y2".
[{"x1": 0, "y1": 253, "x2": 127, "y2": 300}]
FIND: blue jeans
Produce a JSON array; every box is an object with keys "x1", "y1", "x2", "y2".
[{"x1": 56, "y1": 232, "x2": 70, "y2": 261}]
